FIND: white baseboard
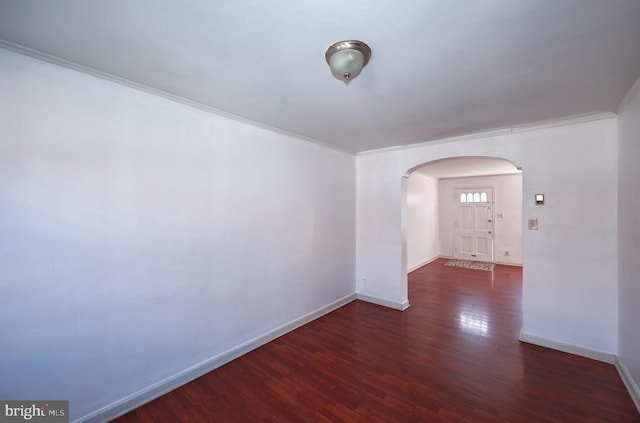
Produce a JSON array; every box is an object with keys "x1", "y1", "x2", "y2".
[
  {"x1": 516, "y1": 330, "x2": 640, "y2": 415},
  {"x1": 518, "y1": 329, "x2": 616, "y2": 364},
  {"x1": 615, "y1": 359, "x2": 640, "y2": 414},
  {"x1": 407, "y1": 256, "x2": 440, "y2": 273},
  {"x1": 356, "y1": 293, "x2": 410, "y2": 311},
  {"x1": 75, "y1": 293, "x2": 357, "y2": 423},
  {"x1": 494, "y1": 261, "x2": 523, "y2": 267}
]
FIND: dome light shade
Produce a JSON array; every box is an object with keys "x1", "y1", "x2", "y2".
[{"x1": 325, "y1": 40, "x2": 371, "y2": 85}]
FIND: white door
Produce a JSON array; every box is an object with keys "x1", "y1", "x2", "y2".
[{"x1": 454, "y1": 188, "x2": 494, "y2": 262}]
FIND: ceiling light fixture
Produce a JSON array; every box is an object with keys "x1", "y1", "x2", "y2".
[{"x1": 325, "y1": 40, "x2": 371, "y2": 85}]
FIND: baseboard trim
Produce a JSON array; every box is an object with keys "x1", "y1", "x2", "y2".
[
  {"x1": 408, "y1": 256, "x2": 440, "y2": 273},
  {"x1": 494, "y1": 261, "x2": 523, "y2": 267},
  {"x1": 518, "y1": 329, "x2": 616, "y2": 364},
  {"x1": 356, "y1": 293, "x2": 410, "y2": 311},
  {"x1": 616, "y1": 359, "x2": 640, "y2": 413},
  {"x1": 75, "y1": 293, "x2": 357, "y2": 423}
]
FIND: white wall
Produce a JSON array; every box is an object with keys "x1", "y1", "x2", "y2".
[
  {"x1": 356, "y1": 117, "x2": 619, "y2": 354},
  {"x1": 618, "y1": 78, "x2": 640, "y2": 402},
  {"x1": 0, "y1": 49, "x2": 355, "y2": 421},
  {"x1": 439, "y1": 174, "x2": 523, "y2": 265},
  {"x1": 406, "y1": 172, "x2": 439, "y2": 270}
]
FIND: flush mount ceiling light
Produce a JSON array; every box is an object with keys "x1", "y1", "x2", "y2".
[{"x1": 325, "y1": 40, "x2": 371, "y2": 85}]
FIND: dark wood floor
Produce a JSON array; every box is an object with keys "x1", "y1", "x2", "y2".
[{"x1": 113, "y1": 259, "x2": 639, "y2": 422}]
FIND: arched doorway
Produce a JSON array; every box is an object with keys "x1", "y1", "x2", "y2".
[{"x1": 401, "y1": 156, "x2": 522, "y2": 303}]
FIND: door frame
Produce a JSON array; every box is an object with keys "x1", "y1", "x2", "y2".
[{"x1": 453, "y1": 186, "x2": 495, "y2": 262}]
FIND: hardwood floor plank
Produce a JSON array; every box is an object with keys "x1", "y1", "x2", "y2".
[{"x1": 112, "y1": 259, "x2": 639, "y2": 422}]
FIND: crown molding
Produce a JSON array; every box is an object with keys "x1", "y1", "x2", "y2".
[
  {"x1": 356, "y1": 112, "x2": 617, "y2": 156},
  {"x1": 0, "y1": 40, "x2": 354, "y2": 156},
  {"x1": 1, "y1": 40, "x2": 624, "y2": 157}
]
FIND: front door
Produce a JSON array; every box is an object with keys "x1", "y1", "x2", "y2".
[{"x1": 454, "y1": 188, "x2": 494, "y2": 262}]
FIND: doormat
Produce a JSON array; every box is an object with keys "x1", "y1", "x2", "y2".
[{"x1": 444, "y1": 259, "x2": 495, "y2": 271}]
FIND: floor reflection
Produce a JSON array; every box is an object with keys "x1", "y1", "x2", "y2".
[{"x1": 459, "y1": 312, "x2": 489, "y2": 336}]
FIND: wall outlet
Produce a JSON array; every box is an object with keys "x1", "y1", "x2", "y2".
[
  {"x1": 528, "y1": 218, "x2": 538, "y2": 230},
  {"x1": 504, "y1": 250, "x2": 510, "y2": 256}
]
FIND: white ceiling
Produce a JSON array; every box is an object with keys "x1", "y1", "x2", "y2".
[{"x1": 1, "y1": 0, "x2": 639, "y2": 153}]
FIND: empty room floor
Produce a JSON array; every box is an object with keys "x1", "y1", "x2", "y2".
[{"x1": 113, "y1": 259, "x2": 639, "y2": 422}]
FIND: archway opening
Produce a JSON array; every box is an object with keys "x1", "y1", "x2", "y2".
[{"x1": 401, "y1": 156, "x2": 523, "y2": 304}]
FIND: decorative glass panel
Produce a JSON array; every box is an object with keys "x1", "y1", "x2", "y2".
[
  {"x1": 480, "y1": 192, "x2": 488, "y2": 202},
  {"x1": 473, "y1": 193, "x2": 480, "y2": 202},
  {"x1": 466, "y1": 193, "x2": 473, "y2": 203},
  {"x1": 460, "y1": 193, "x2": 466, "y2": 202}
]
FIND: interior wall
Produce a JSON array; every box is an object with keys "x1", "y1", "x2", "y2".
[
  {"x1": 618, "y1": 78, "x2": 640, "y2": 400},
  {"x1": 356, "y1": 117, "x2": 619, "y2": 354},
  {"x1": 0, "y1": 49, "x2": 356, "y2": 421},
  {"x1": 438, "y1": 174, "x2": 523, "y2": 265},
  {"x1": 406, "y1": 172, "x2": 439, "y2": 270}
]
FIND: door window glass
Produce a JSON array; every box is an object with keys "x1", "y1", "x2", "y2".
[{"x1": 459, "y1": 192, "x2": 489, "y2": 203}]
